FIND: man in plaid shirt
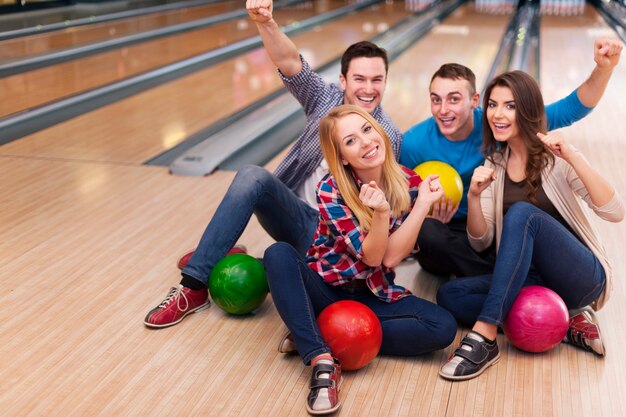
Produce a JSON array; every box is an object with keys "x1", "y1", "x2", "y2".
[{"x1": 144, "y1": 0, "x2": 402, "y2": 329}]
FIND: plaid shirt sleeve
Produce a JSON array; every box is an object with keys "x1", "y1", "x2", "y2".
[{"x1": 278, "y1": 56, "x2": 333, "y2": 118}]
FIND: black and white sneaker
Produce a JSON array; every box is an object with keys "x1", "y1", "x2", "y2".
[
  {"x1": 307, "y1": 358, "x2": 343, "y2": 415},
  {"x1": 439, "y1": 331, "x2": 500, "y2": 381}
]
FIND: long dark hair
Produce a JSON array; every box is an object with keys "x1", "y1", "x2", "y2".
[{"x1": 482, "y1": 71, "x2": 554, "y2": 203}]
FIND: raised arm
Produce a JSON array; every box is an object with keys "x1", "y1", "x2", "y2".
[
  {"x1": 538, "y1": 131, "x2": 621, "y2": 216},
  {"x1": 576, "y1": 38, "x2": 623, "y2": 108},
  {"x1": 247, "y1": 0, "x2": 302, "y2": 77}
]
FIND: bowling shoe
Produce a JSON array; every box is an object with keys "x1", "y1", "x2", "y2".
[
  {"x1": 177, "y1": 245, "x2": 248, "y2": 270},
  {"x1": 566, "y1": 309, "x2": 605, "y2": 356},
  {"x1": 439, "y1": 331, "x2": 500, "y2": 381},
  {"x1": 278, "y1": 332, "x2": 298, "y2": 354},
  {"x1": 307, "y1": 358, "x2": 342, "y2": 415},
  {"x1": 144, "y1": 285, "x2": 209, "y2": 328}
]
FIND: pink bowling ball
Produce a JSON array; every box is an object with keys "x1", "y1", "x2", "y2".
[{"x1": 503, "y1": 286, "x2": 569, "y2": 353}]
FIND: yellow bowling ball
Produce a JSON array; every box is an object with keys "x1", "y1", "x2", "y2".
[{"x1": 413, "y1": 161, "x2": 463, "y2": 206}]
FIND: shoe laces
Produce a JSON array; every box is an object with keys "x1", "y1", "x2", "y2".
[{"x1": 158, "y1": 285, "x2": 190, "y2": 312}]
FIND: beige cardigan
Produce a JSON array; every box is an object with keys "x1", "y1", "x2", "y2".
[{"x1": 468, "y1": 148, "x2": 625, "y2": 310}]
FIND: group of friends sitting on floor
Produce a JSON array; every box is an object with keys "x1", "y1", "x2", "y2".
[{"x1": 143, "y1": 0, "x2": 625, "y2": 414}]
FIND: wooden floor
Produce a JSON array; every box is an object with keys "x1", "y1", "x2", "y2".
[
  {"x1": 0, "y1": 1, "x2": 412, "y2": 163},
  {"x1": 0, "y1": 0, "x2": 244, "y2": 61},
  {"x1": 0, "y1": 0, "x2": 344, "y2": 118},
  {"x1": 1, "y1": 2, "x2": 625, "y2": 416}
]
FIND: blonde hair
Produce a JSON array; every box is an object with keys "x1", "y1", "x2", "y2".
[{"x1": 319, "y1": 105, "x2": 410, "y2": 231}]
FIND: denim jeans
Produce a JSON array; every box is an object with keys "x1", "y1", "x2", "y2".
[
  {"x1": 183, "y1": 165, "x2": 319, "y2": 285},
  {"x1": 264, "y1": 242, "x2": 457, "y2": 365},
  {"x1": 437, "y1": 202, "x2": 605, "y2": 327}
]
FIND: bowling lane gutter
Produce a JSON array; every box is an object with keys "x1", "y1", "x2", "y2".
[
  {"x1": 482, "y1": 1, "x2": 541, "y2": 93},
  {"x1": 0, "y1": 0, "x2": 306, "y2": 78},
  {"x1": 165, "y1": 0, "x2": 540, "y2": 176},
  {"x1": 589, "y1": 0, "x2": 626, "y2": 44},
  {"x1": 163, "y1": 0, "x2": 466, "y2": 175},
  {"x1": 0, "y1": 0, "x2": 383, "y2": 146},
  {"x1": 0, "y1": 0, "x2": 225, "y2": 41}
]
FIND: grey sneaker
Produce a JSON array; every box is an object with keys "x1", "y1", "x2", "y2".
[
  {"x1": 439, "y1": 331, "x2": 500, "y2": 380},
  {"x1": 278, "y1": 332, "x2": 297, "y2": 354}
]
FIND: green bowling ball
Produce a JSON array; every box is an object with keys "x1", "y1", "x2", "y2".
[{"x1": 208, "y1": 254, "x2": 269, "y2": 315}]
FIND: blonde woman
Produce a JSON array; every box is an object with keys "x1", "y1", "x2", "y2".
[{"x1": 263, "y1": 105, "x2": 457, "y2": 415}]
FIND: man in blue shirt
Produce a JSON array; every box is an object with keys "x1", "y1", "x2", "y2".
[{"x1": 400, "y1": 38, "x2": 622, "y2": 278}]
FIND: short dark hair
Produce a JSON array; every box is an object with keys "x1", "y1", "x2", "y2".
[
  {"x1": 430, "y1": 63, "x2": 477, "y2": 95},
  {"x1": 340, "y1": 41, "x2": 388, "y2": 78}
]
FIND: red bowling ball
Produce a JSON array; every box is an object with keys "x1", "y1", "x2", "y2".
[
  {"x1": 503, "y1": 286, "x2": 570, "y2": 353},
  {"x1": 317, "y1": 300, "x2": 383, "y2": 371}
]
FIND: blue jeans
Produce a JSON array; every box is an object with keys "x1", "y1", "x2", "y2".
[
  {"x1": 264, "y1": 242, "x2": 457, "y2": 365},
  {"x1": 183, "y1": 165, "x2": 319, "y2": 285},
  {"x1": 437, "y1": 202, "x2": 605, "y2": 326}
]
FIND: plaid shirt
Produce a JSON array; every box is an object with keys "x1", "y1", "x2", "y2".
[
  {"x1": 274, "y1": 56, "x2": 403, "y2": 192},
  {"x1": 306, "y1": 167, "x2": 422, "y2": 303}
]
